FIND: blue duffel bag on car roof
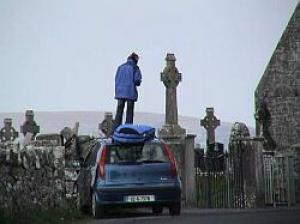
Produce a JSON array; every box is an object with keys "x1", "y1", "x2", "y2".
[{"x1": 112, "y1": 124, "x2": 155, "y2": 143}]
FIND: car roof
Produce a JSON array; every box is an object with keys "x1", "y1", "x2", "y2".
[{"x1": 97, "y1": 137, "x2": 162, "y2": 146}]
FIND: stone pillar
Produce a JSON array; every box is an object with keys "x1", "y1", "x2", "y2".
[
  {"x1": 0, "y1": 118, "x2": 18, "y2": 143},
  {"x1": 184, "y1": 134, "x2": 196, "y2": 207},
  {"x1": 20, "y1": 110, "x2": 40, "y2": 140},
  {"x1": 229, "y1": 122, "x2": 265, "y2": 208},
  {"x1": 249, "y1": 138, "x2": 265, "y2": 207},
  {"x1": 200, "y1": 107, "x2": 220, "y2": 145}
]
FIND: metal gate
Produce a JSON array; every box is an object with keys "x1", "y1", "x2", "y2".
[
  {"x1": 195, "y1": 145, "x2": 233, "y2": 208},
  {"x1": 263, "y1": 151, "x2": 295, "y2": 207},
  {"x1": 195, "y1": 168, "x2": 232, "y2": 208}
]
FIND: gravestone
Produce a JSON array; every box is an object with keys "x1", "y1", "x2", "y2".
[
  {"x1": 60, "y1": 122, "x2": 92, "y2": 165},
  {"x1": 158, "y1": 53, "x2": 186, "y2": 139},
  {"x1": 99, "y1": 112, "x2": 114, "y2": 137},
  {"x1": 35, "y1": 134, "x2": 63, "y2": 146},
  {"x1": 60, "y1": 123, "x2": 79, "y2": 162},
  {"x1": 195, "y1": 144, "x2": 205, "y2": 171},
  {"x1": 20, "y1": 110, "x2": 40, "y2": 140},
  {"x1": 200, "y1": 107, "x2": 220, "y2": 145},
  {"x1": 0, "y1": 118, "x2": 18, "y2": 143},
  {"x1": 206, "y1": 142, "x2": 224, "y2": 172},
  {"x1": 158, "y1": 53, "x2": 188, "y2": 204}
]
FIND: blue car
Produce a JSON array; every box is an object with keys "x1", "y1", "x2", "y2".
[{"x1": 78, "y1": 129, "x2": 181, "y2": 218}]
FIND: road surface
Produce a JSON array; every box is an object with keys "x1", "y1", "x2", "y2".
[{"x1": 76, "y1": 207, "x2": 300, "y2": 224}]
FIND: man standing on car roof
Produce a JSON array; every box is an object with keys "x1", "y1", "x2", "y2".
[{"x1": 112, "y1": 52, "x2": 142, "y2": 132}]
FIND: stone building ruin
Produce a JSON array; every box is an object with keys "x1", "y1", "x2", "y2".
[
  {"x1": 255, "y1": 2, "x2": 300, "y2": 151},
  {"x1": 255, "y1": 2, "x2": 300, "y2": 204}
]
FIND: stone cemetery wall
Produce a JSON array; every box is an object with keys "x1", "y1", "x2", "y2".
[{"x1": 0, "y1": 143, "x2": 65, "y2": 212}]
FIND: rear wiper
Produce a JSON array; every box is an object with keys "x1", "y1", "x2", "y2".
[
  {"x1": 139, "y1": 160, "x2": 166, "y2": 164},
  {"x1": 116, "y1": 161, "x2": 142, "y2": 165},
  {"x1": 115, "y1": 160, "x2": 166, "y2": 165}
]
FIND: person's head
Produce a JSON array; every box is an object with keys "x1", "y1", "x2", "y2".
[{"x1": 127, "y1": 52, "x2": 139, "y2": 64}]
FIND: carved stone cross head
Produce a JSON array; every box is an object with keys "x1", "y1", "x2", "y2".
[
  {"x1": 161, "y1": 53, "x2": 182, "y2": 89},
  {"x1": 200, "y1": 107, "x2": 220, "y2": 144},
  {"x1": 0, "y1": 118, "x2": 19, "y2": 142},
  {"x1": 20, "y1": 110, "x2": 40, "y2": 138},
  {"x1": 4, "y1": 118, "x2": 12, "y2": 127}
]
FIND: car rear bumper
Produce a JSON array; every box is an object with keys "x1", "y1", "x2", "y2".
[{"x1": 95, "y1": 184, "x2": 181, "y2": 206}]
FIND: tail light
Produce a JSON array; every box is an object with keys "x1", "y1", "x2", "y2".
[
  {"x1": 98, "y1": 146, "x2": 107, "y2": 179},
  {"x1": 163, "y1": 144, "x2": 178, "y2": 177}
]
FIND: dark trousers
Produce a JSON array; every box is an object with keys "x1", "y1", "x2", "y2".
[{"x1": 113, "y1": 99, "x2": 135, "y2": 131}]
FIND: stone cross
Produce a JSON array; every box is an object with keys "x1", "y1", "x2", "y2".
[
  {"x1": 99, "y1": 112, "x2": 114, "y2": 137},
  {"x1": 0, "y1": 118, "x2": 18, "y2": 142},
  {"x1": 20, "y1": 110, "x2": 40, "y2": 139},
  {"x1": 200, "y1": 107, "x2": 220, "y2": 145},
  {"x1": 161, "y1": 53, "x2": 182, "y2": 126}
]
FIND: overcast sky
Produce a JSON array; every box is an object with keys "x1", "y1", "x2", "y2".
[{"x1": 0, "y1": 0, "x2": 298, "y2": 126}]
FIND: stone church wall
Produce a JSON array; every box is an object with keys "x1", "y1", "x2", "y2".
[{"x1": 255, "y1": 2, "x2": 300, "y2": 151}]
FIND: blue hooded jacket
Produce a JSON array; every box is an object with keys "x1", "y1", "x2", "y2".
[{"x1": 114, "y1": 59, "x2": 142, "y2": 101}]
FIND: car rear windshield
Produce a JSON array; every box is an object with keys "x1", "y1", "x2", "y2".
[{"x1": 105, "y1": 143, "x2": 169, "y2": 164}]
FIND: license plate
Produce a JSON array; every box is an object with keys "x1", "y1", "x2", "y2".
[{"x1": 125, "y1": 195, "x2": 155, "y2": 203}]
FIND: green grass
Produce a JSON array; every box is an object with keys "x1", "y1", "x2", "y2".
[{"x1": 0, "y1": 199, "x2": 84, "y2": 224}]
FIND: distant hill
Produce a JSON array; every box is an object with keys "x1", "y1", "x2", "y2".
[{"x1": 0, "y1": 111, "x2": 254, "y2": 149}]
